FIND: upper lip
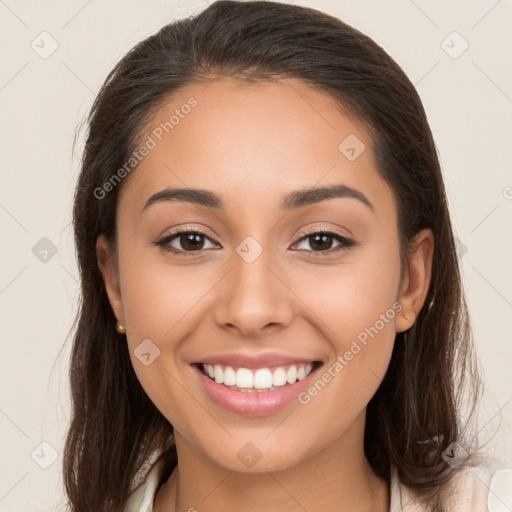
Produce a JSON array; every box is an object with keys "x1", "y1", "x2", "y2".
[{"x1": 192, "y1": 352, "x2": 322, "y2": 369}]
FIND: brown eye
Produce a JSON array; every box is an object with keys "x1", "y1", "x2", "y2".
[
  {"x1": 294, "y1": 231, "x2": 355, "y2": 254},
  {"x1": 154, "y1": 230, "x2": 218, "y2": 254},
  {"x1": 307, "y1": 233, "x2": 335, "y2": 251},
  {"x1": 178, "y1": 233, "x2": 206, "y2": 251}
]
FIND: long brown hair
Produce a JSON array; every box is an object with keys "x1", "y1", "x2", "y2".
[{"x1": 64, "y1": 1, "x2": 481, "y2": 510}]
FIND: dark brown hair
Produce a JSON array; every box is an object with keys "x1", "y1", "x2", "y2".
[{"x1": 64, "y1": 1, "x2": 481, "y2": 510}]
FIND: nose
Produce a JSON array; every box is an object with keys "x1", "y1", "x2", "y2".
[{"x1": 213, "y1": 242, "x2": 295, "y2": 338}]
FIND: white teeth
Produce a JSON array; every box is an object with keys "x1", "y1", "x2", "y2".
[
  {"x1": 286, "y1": 365, "x2": 297, "y2": 384},
  {"x1": 272, "y1": 367, "x2": 287, "y2": 387},
  {"x1": 254, "y1": 369, "x2": 273, "y2": 389},
  {"x1": 202, "y1": 362, "x2": 315, "y2": 390},
  {"x1": 214, "y1": 364, "x2": 223, "y2": 384},
  {"x1": 236, "y1": 368, "x2": 254, "y2": 388},
  {"x1": 223, "y1": 366, "x2": 237, "y2": 386}
]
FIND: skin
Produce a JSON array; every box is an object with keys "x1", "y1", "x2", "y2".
[{"x1": 97, "y1": 77, "x2": 434, "y2": 511}]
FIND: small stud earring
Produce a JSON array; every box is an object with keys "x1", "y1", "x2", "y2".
[{"x1": 116, "y1": 321, "x2": 126, "y2": 334}]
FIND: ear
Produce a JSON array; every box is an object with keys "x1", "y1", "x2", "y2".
[
  {"x1": 96, "y1": 234, "x2": 125, "y2": 324},
  {"x1": 395, "y1": 228, "x2": 434, "y2": 333}
]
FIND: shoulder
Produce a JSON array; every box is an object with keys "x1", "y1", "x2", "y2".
[
  {"x1": 394, "y1": 459, "x2": 512, "y2": 512},
  {"x1": 439, "y1": 462, "x2": 512, "y2": 512},
  {"x1": 125, "y1": 457, "x2": 166, "y2": 512}
]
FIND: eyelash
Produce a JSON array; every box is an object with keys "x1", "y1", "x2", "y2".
[{"x1": 153, "y1": 227, "x2": 356, "y2": 257}]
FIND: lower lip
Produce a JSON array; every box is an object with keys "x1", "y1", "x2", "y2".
[{"x1": 192, "y1": 364, "x2": 321, "y2": 416}]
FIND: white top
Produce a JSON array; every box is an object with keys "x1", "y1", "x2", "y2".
[{"x1": 125, "y1": 457, "x2": 512, "y2": 512}]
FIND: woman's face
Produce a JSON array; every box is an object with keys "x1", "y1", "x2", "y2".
[{"x1": 98, "y1": 77, "x2": 432, "y2": 473}]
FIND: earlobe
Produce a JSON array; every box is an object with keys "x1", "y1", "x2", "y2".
[
  {"x1": 395, "y1": 228, "x2": 434, "y2": 333},
  {"x1": 96, "y1": 234, "x2": 125, "y2": 324}
]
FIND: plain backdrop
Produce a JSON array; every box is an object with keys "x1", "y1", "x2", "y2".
[{"x1": 1, "y1": 0, "x2": 511, "y2": 510}]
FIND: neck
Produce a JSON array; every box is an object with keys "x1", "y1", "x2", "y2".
[{"x1": 154, "y1": 413, "x2": 389, "y2": 512}]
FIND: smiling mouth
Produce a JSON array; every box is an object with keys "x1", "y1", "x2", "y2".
[{"x1": 194, "y1": 361, "x2": 323, "y2": 392}]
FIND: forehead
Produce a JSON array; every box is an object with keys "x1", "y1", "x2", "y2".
[{"x1": 119, "y1": 77, "x2": 392, "y2": 216}]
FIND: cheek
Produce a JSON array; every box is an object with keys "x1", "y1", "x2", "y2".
[
  {"x1": 116, "y1": 248, "x2": 210, "y2": 421},
  {"x1": 291, "y1": 241, "x2": 401, "y2": 409},
  {"x1": 293, "y1": 240, "x2": 401, "y2": 348},
  {"x1": 119, "y1": 247, "x2": 211, "y2": 341}
]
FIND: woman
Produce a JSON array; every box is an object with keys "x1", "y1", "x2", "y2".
[{"x1": 64, "y1": 1, "x2": 507, "y2": 510}]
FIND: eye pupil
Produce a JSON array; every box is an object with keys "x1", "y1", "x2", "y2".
[
  {"x1": 310, "y1": 234, "x2": 333, "y2": 251},
  {"x1": 181, "y1": 233, "x2": 204, "y2": 251}
]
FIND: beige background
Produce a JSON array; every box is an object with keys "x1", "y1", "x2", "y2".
[{"x1": 1, "y1": 0, "x2": 511, "y2": 510}]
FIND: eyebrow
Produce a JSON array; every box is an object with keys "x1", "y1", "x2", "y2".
[{"x1": 140, "y1": 184, "x2": 374, "y2": 215}]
